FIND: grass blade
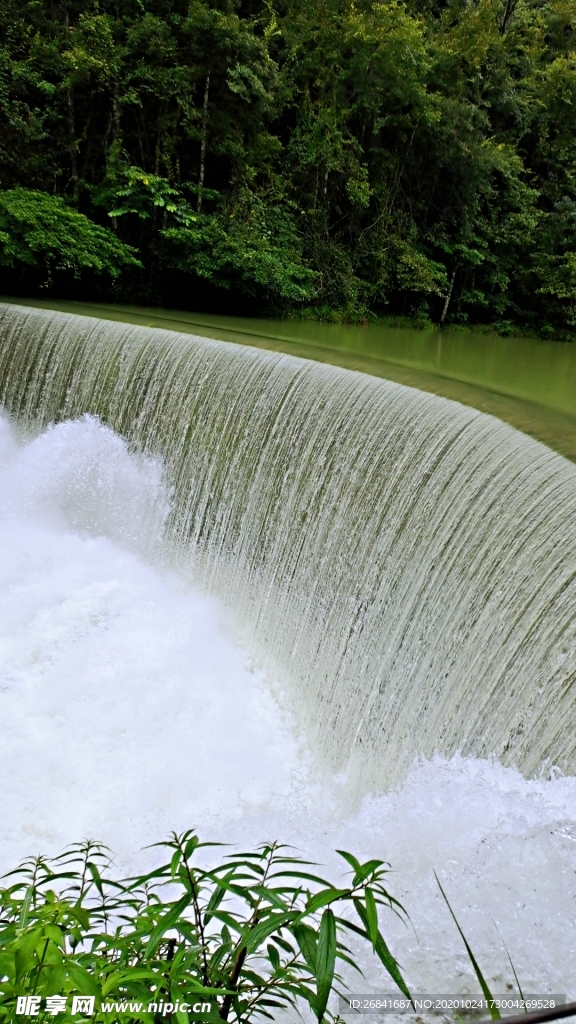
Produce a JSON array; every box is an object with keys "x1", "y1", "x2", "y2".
[
  {"x1": 434, "y1": 870, "x2": 500, "y2": 1019},
  {"x1": 491, "y1": 918, "x2": 525, "y2": 1003}
]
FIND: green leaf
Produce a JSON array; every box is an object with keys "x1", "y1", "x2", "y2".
[
  {"x1": 354, "y1": 901, "x2": 411, "y2": 1001},
  {"x1": 16, "y1": 886, "x2": 33, "y2": 935},
  {"x1": 336, "y1": 851, "x2": 386, "y2": 884},
  {"x1": 205, "y1": 870, "x2": 234, "y2": 924},
  {"x1": 243, "y1": 911, "x2": 296, "y2": 954},
  {"x1": 143, "y1": 893, "x2": 194, "y2": 958},
  {"x1": 315, "y1": 909, "x2": 336, "y2": 1023},
  {"x1": 170, "y1": 850, "x2": 182, "y2": 878},
  {"x1": 87, "y1": 862, "x2": 104, "y2": 897},
  {"x1": 292, "y1": 923, "x2": 317, "y2": 972},
  {"x1": 303, "y1": 888, "x2": 350, "y2": 915},
  {"x1": 364, "y1": 888, "x2": 379, "y2": 949},
  {"x1": 267, "y1": 943, "x2": 280, "y2": 971}
]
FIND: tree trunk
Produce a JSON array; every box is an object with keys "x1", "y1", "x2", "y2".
[
  {"x1": 64, "y1": 13, "x2": 79, "y2": 203},
  {"x1": 66, "y1": 88, "x2": 79, "y2": 202},
  {"x1": 500, "y1": 0, "x2": 518, "y2": 34},
  {"x1": 105, "y1": 81, "x2": 120, "y2": 159},
  {"x1": 107, "y1": 83, "x2": 120, "y2": 229},
  {"x1": 197, "y1": 72, "x2": 210, "y2": 213},
  {"x1": 440, "y1": 266, "x2": 457, "y2": 327}
]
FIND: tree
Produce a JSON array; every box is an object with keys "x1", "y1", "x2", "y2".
[
  {"x1": 2, "y1": 0, "x2": 576, "y2": 332},
  {"x1": 0, "y1": 189, "x2": 140, "y2": 281}
]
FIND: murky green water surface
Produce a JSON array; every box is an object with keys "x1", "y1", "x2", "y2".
[{"x1": 6, "y1": 298, "x2": 576, "y2": 461}]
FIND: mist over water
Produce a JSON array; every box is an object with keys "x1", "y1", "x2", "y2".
[{"x1": 0, "y1": 411, "x2": 574, "y2": 996}]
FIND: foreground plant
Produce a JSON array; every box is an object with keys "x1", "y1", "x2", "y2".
[{"x1": 0, "y1": 832, "x2": 411, "y2": 1024}]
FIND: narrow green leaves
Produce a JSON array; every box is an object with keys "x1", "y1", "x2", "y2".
[
  {"x1": 143, "y1": 892, "x2": 194, "y2": 958},
  {"x1": 364, "y1": 888, "x2": 379, "y2": 949},
  {"x1": 293, "y1": 923, "x2": 317, "y2": 973},
  {"x1": 314, "y1": 909, "x2": 336, "y2": 1023},
  {"x1": 353, "y1": 901, "x2": 412, "y2": 1001},
  {"x1": 434, "y1": 871, "x2": 500, "y2": 1019},
  {"x1": 2, "y1": 833, "x2": 515, "y2": 1024}
]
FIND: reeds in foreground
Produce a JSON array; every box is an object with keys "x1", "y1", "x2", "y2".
[{"x1": 0, "y1": 833, "x2": 412, "y2": 1024}]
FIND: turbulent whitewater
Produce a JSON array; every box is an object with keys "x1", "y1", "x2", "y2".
[{"x1": 1, "y1": 302, "x2": 575, "y2": 790}]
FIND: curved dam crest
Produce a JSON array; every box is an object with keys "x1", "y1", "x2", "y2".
[{"x1": 0, "y1": 302, "x2": 575, "y2": 789}]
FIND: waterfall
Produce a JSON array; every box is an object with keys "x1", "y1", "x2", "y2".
[{"x1": 1, "y1": 301, "x2": 575, "y2": 790}]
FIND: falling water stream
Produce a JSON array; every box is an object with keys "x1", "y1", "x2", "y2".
[{"x1": 0, "y1": 302, "x2": 575, "y2": 996}]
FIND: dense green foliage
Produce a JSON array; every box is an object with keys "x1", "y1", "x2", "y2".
[
  {"x1": 0, "y1": 189, "x2": 140, "y2": 280},
  {"x1": 0, "y1": 834, "x2": 413, "y2": 1024},
  {"x1": 2, "y1": 0, "x2": 576, "y2": 333}
]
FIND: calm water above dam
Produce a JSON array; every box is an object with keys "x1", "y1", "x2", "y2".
[{"x1": 9, "y1": 297, "x2": 576, "y2": 461}]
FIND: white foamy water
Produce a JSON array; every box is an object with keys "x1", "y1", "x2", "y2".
[
  {"x1": 0, "y1": 412, "x2": 574, "y2": 997},
  {"x1": 0, "y1": 414, "x2": 305, "y2": 859}
]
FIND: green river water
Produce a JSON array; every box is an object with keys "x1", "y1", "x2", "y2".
[{"x1": 6, "y1": 297, "x2": 576, "y2": 462}]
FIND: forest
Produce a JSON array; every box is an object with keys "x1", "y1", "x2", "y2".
[{"x1": 1, "y1": 0, "x2": 576, "y2": 335}]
